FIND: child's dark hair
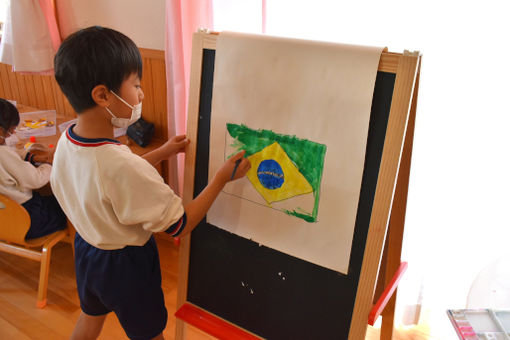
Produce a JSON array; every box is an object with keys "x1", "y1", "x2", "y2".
[
  {"x1": 54, "y1": 26, "x2": 143, "y2": 113},
  {"x1": 0, "y1": 98, "x2": 20, "y2": 132}
]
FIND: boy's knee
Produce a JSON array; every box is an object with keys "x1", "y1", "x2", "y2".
[
  {"x1": 71, "y1": 312, "x2": 107, "y2": 340},
  {"x1": 150, "y1": 333, "x2": 165, "y2": 340}
]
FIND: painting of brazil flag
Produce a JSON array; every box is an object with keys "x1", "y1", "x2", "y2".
[
  {"x1": 225, "y1": 123, "x2": 326, "y2": 223},
  {"x1": 206, "y1": 32, "x2": 382, "y2": 273}
]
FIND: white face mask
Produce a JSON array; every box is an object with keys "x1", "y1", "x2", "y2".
[
  {"x1": 0, "y1": 130, "x2": 19, "y2": 147},
  {"x1": 105, "y1": 91, "x2": 142, "y2": 128}
]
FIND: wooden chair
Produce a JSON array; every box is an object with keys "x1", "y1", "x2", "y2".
[{"x1": 0, "y1": 193, "x2": 68, "y2": 308}]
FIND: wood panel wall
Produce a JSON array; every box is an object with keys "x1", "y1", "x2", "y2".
[{"x1": 0, "y1": 48, "x2": 168, "y2": 139}]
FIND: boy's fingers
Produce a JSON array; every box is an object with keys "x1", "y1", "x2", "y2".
[
  {"x1": 233, "y1": 159, "x2": 250, "y2": 178},
  {"x1": 241, "y1": 159, "x2": 251, "y2": 172},
  {"x1": 174, "y1": 138, "x2": 189, "y2": 146},
  {"x1": 232, "y1": 150, "x2": 246, "y2": 161}
]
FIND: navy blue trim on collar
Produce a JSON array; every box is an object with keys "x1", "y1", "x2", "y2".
[{"x1": 66, "y1": 124, "x2": 122, "y2": 147}]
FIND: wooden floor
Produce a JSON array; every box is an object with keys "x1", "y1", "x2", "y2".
[{"x1": 0, "y1": 236, "x2": 431, "y2": 340}]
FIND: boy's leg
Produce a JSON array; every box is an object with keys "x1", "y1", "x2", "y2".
[
  {"x1": 22, "y1": 192, "x2": 67, "y2": 239},
  {"x1": 73, "y1": 234, "x2": 111, "y2": 339},
  {"x1": 70, "y1": 312, "x2": 107, "y2": 340},
  {"x1": 109, "y1": 237, "x2": 168, "y2": 339}
]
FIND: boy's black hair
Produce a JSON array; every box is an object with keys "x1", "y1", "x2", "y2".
[
  {"x1": 0, "y1": 98, "x2": 20, "y2": 132},
  {"x1": 54, "y1": 26, "x2": 143, "y2": 113}
]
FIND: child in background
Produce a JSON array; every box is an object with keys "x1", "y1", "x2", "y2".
[
  {"x1": 51, "y1": 26, "x2": 250, "y2": 340},
  {"x1": 0, "y1": 98, "x2": 66, "y2": 239}
]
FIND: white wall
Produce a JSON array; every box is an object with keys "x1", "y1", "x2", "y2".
[
  {"x1": 56, "y1": 0, "x2": 166, "y2": 50},
  {"x1": 213, "y1": 0, "x2": 262, "y2": 33}
]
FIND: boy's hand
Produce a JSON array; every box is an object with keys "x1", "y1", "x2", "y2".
[
  {"x1": 163, "y1": 134, "x2": 190, "y2": 157},
  {"x1": 32, "y1": 152, "x2": 54, "y2": 164},
  {"x1": 182, "y1": 150, "x2": 250, "y2": 236},
  {"x1": 214, "y1": 150, "x2": 251, "y2": 185},
  {"x1": 30, "y1": 145, "x2": 55, "y2": 164},
  {"x1": 141, "y1": 134, "x2": 189, "y2": 166}
]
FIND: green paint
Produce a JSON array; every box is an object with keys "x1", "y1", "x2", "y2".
[
  {"x1": 283, "y1": 210, "x2": 316, "y2": 223},
  {"x1": 226, "y1": 123, "x2": 327, "y2": 223}
]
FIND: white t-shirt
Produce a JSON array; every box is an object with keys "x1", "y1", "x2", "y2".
[
  {"x1": 0, "y1": 144, "x2": 51, "y2": 204},
  {"x1": 50, "y1": 125, "x2": 185, "y2": 250}
]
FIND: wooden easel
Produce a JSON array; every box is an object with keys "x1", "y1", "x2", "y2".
[
  {"x1": 370, "y1": 55, "x2": 420, "y2": 340},
  {"x1": 368, "y1": 54, "x2": 420, "y2": 340},
  {"x1": 176, "y1": 31, "x2": 421, "y2": 340}
]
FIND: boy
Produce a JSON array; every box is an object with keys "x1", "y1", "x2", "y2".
[
  {"x1": 51, "y1": 26, "x2": 250, "y2": 340},
  {"x1": 0, "y1": 98, "x2": 66, "y2": 239}
]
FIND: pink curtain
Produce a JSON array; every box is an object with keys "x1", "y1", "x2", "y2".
[
  {"x1": 0, "y1": 0, "x2": 61, "y2": 73},
  {"x1": 38, "y1": 0, "x2": 62, "y2": 52},
  {"x1": 262, "y1": 0, "x2": 267, "y2": 34},
  {"x1": 165, "y1": 0, "x2": 213, "y2": 194}
]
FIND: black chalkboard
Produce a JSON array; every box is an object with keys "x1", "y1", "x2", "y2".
[{"x1": 186, "y1": 48, "x2": 395, "y2": 340}]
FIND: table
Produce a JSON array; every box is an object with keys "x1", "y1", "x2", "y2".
[{"x1": 16, "y1": 104, "x2": 168, "y2": 181}]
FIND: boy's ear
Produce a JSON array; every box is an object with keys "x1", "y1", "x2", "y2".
[{"x1": 91, "y1": 85, "x2": 111, "y2": 107}]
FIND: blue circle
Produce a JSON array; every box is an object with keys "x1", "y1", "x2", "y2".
[{"x1": 257, "y1": 159, "x2": 284, "y2": 189}]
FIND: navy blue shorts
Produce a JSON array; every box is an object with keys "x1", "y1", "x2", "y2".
[
  {"x1": 74, "y1": 233, "x2": 167, "y2": 340},
  {"x1": 22, "y1": 192, "x2": 66, "y2": 239}
]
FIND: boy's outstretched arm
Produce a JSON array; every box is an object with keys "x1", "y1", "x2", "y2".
[
  {"x1": 142, "y1": 134, "x2": 189, "y2": 166},
  {"x1": 179, "y1": 151, "x2": 250, "y2": 236}
]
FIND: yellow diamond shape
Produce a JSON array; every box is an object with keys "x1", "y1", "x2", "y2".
[{"x1": 246, "y1": 142, "x2": 313, "y2": 204}]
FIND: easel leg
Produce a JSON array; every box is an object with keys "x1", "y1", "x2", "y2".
[
  {"x1": 176, "y1": 319, "x2": 187, "y2": 340},
  {"x1": 380, "y1": 63, "x2": 420, "y2": 340}
]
